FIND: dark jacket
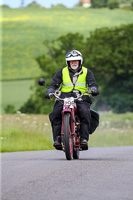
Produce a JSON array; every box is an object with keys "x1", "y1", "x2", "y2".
[{"x1": 49, "y1": 66, "x2": 99, "y2": 104}]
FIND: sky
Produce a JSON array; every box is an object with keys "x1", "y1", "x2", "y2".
[{"x1": 0, "y1": 0, "x2": 79, "y2": 8}]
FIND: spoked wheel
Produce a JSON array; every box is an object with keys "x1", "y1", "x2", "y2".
[{"x1": 64, "y1": 113, "x2": 73, "y2": 160}]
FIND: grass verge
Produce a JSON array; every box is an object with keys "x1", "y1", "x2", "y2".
[
  {"x1": 1, "y1": 127, "x2": 54, "y2": 152},
  {"x1": 0, "y1": 112, "x2": 133, "y2": 152}
]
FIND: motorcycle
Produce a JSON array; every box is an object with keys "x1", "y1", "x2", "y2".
[{"x1": 38, "y1": 78, "x2": 99, "y2": 160}]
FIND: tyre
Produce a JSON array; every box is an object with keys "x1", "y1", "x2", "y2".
[
  {"x1": 73, "y1": 146, "x2": 79, "y2": 159},
  {"x1": 64, "y1": 113, "x2": 73, "y2": 160}
]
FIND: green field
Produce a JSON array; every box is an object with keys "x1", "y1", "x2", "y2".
[
  {"x1": 2, "y1": 7, "x2": 133, "y2": 80},
  {"x1": 1, "y1": 7, "x2": 133, "y2": 113},
  {"x1": 1, "y1": 112, "x2": 133, "y2": 152},
  {"x1": 0, "y1": 79, "x2": 34, "y2": 112}
]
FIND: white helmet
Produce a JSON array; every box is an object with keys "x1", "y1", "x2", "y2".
[{"x1": 65, "y1": 50, "x2": 83, "y2": 65}]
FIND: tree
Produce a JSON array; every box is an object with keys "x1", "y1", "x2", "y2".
[
  {"x1": 26, "y1": 1, "x2": 42, "y2": 8},
  {"x1": 51, "y1": 4, "x2": 67, "y2": 9},
  {"x1": 78, "y1": 0, "x2": 83, "y2": 6},
  {"x1": 131, "y1": 0, "x2": 133, "y2": 8},
  {"x1": 83, "y1": 24, "x2": 133, "y2": 112},
  {"x1": 83, "y1": 24, "x2": 133, "y2": 84},
  {"x1": 91, "y1": 0, "x2": 108, "y2": 8},
  {"x1": 20, "y1": 0, "x2": 24, "y2": 7},
  {"x1": 102, "y1": 75, "x2": 133, "y2": 113},
  {"x1": 107, "y1": 0, "x2": 119, "y2": 9}
]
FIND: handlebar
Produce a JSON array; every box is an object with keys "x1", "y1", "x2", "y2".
[{"x1": 49, "y1": 90, "x2": 92, "y2": 101}]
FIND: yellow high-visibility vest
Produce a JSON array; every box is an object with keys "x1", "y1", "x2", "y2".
[{"x1": 60, "y1": 66, "x2": 90, "y2": 96}]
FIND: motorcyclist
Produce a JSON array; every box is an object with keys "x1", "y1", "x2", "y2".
[{"x1": 45, "y1": 50, "x2": 99, "y2": 150}]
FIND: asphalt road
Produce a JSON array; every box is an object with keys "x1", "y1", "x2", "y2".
[{"x1": 1, "y1": 146, "x2": 133, "y2": 200}]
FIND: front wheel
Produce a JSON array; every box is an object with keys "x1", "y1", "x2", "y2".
[{"x1": 64, "y1": 113, "x2": 73, "y2": 160}]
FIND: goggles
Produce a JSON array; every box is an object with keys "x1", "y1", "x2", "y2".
[{"x1": 66, "y1": 51, "x2": 81, "y2": 58}]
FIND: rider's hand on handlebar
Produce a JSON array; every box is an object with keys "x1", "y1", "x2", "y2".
[
  {"x1": 45, "y1": 88, "x2": 55, "y2": 99},
  {"x1": 90, "y1": 86, "x2": 99, "y2": 96}
]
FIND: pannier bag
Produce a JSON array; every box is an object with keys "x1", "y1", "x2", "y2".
[{"x1": 89, "y1": 109, "x2": 99, "y2": 134}]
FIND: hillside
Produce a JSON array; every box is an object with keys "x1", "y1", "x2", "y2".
[{"x1": 2, "y1": 7, "x2": 133, "y2": 80}]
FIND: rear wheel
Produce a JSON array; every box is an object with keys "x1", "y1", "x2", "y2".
[
  {"x1": 73, "y1": 137, "x2": 79, "y2": 159},
  {"x1": 64, "y1": 113, "x2": 73, "y2": 160},
  {"x1": 73, "y1": 146, "x2": 79, "y2": 159}
]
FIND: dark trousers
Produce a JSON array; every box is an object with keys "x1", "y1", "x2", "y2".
[{"x1": 49, "y1": 100, "x2": 91, "y2": 141}]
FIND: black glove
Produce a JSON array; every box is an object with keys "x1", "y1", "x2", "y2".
[
  {"x1": 45, "y1": 88, "x2": 55, "y2": 99},
  {"x1": 91, "y1": 86, "x2": 99, "y2": 96}
]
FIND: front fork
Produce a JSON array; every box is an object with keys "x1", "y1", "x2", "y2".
[
  {"x1": 61, "y1": 106, "x2": 79, "y2": 149},
  {"x1": 61, "y1": 107, "x2": 75, "y2": 136}
]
